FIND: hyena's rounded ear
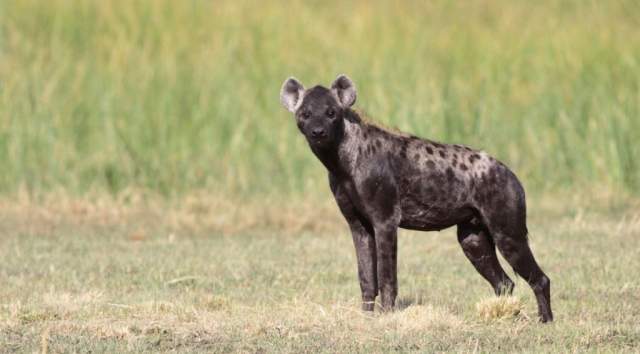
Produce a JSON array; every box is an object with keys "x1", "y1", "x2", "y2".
[
  {"x1": 280, "y1": 77, "x2": 305, "y2": 113},
  {"x1": 331, "y1": 74, "x2": 357, "y2": 108}
]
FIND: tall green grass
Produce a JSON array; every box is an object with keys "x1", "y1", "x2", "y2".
[{"x1": 1, "y1": 0, "x2": 639, "y2": 198}]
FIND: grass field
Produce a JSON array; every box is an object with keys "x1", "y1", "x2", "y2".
[
  {"x1": 1, "y1": 199, "x2": 640, "y2": 352},
  {"x1": 1, "y1": 0, "x2": 640, "y2": 197},
  {"x1": 2, "y1": 0, "x2": 640, "y2": 352}
]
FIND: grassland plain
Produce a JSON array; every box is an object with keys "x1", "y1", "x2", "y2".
[
  {"x1": 2, "y1": 0, "x2": 640, "y2": 352},
  {"x1": 1, "y1": 195, "x2": 640, "y2": 352}
]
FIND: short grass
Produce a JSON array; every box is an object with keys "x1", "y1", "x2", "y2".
[{"x1": 1, "y1": 199, "x2": 639, "y2": 352}]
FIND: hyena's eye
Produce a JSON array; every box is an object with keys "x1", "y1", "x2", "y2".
[
  {"x1": 326, "y1": 108, "x2": 335, "y2": 118},
  {"x1": 301, "y1": 110, "x2": 311, "y2": 119}
]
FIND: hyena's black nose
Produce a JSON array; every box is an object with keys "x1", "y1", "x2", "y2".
[{"x1": 311, "y1": 128, "x2": 326, "y2": 138}]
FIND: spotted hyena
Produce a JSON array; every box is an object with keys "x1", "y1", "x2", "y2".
[{"x1": 279, "y1": 75, "x2": 553, "y2": 322}]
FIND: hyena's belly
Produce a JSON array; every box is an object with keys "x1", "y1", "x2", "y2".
[{"x1": 399, "y1": 198, "x2": 475, "y2": 231}]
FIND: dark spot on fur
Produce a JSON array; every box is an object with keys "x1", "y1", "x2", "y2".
[
  {"x1": 400, "y1": 145, "x2": 407, "y2": 159},
  {"x1": 426, "y1": 160, "x2": 435, "y2": 169},
  {"x1": 413, "y1": 153, "x2": 420, "y2": 161},
  {"x1": 460, "y1": 163, "x2": 468, "y2": 171},
  {"x1": 446, "y1": 167, "x2": 455, "y2": 182},
  {"x1": 426, "y1": 146, "x2": 434, "y2": 154},
  {"x1": 432, "y1": 142, "x2": 444, "y2": 149},
  {"x1": 375, "y1": 140, "x2": 382, "y2": 149},
  {"x1": 469, "y1": 154, "x2": 480, "y2": 164},
  {"x1": 439, "y1": 150, "x2": 446, "y2": 158}
]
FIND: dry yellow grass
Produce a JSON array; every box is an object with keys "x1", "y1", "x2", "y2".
[
  {"x1": 0, "y1": 188, "x2": 344, "y2": 237},
  {"x1": 476, "y1": 296, "x2": 526, "y2": 322},
  {"x1": 1, "y1": 187, "x2": 639, "y2": 238}
]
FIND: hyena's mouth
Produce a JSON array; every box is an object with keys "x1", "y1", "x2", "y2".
[
  {"x1": 308, "y1": 135, "x2": 330, "y2": 145},
  {"x1": 311, "y1": 139, "x2": 334, "y2": 149}
]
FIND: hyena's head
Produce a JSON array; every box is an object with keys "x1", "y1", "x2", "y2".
[{"x1": 280, "y1": 74, "x2": 357, "y2": 148}]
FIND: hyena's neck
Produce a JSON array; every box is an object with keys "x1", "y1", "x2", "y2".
[{"x1": 311, "y1": 118, "x2": 365, "y2": 179}]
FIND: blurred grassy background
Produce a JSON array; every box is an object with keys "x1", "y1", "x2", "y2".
[{"x1": 1, "y1": 0, "x2": 639, "y2": 199}]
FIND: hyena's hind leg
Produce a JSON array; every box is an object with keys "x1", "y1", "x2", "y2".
[
  {"x1": 457, "y1": 221, "x2": 514, "y2": 296},
  {"x1": 480, "y1": 173, "x2": 553, "y2": 322},
  {"x1": 492, "y1": 228, "x2": 553, "y2": 322}
]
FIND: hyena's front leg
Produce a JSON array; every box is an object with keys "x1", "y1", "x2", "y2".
[
  {"x1": 349, "y1": 219, "x2": 378, "y2": 311},
  {"x1": 330, "y1": 175, "x2": 378, "y2": 311},
  {"x1": 373, "y1": 223, "x2": 398, "y2": 311},
  {"x1": 360, "y1": 165, "x2": 401, "y2": 311}
]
